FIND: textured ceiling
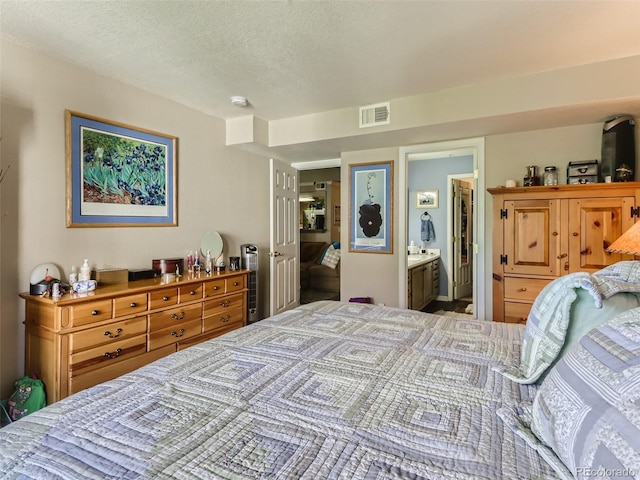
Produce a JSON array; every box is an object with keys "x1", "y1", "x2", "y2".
[{"x1": 3, "y1": 0, "x2": 640, "y2": 124}]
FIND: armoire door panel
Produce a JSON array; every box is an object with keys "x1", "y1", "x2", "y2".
[
  {"x1": 504, "y1": 199, "x2": 561, "y2": 276},
  {"x1": 568, "y1": 198, "x2": 635, "y2": 272}
]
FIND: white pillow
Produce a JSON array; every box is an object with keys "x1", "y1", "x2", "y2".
[{"x1": 321, "y1": 245, "x2": 340, "y2": 269}]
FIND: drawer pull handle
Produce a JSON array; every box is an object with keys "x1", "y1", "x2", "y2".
[
  {"x1": 220, "y1": 300, "x2": 231, "y2": 307},
  {"x1": 519, "y1": 287, "x2": 527, "y2": 291},
  {"x1": 219, "y1": 315, "x2": 231, "y2": 323},
  {"x1": 190, "y1": 290, "x2": 197, "y2": 295},
  {"x1": 233, "y1": 282, "x2": 239, "y2": 286},
  {"x1": 170, "y1": 311, "x2": 185, "y2": 320},
  {"x1": 104, "y1": 328, "x2": 123, "y2": 338},
  {"x1": 130, "y1": 302, "x2": 137, "y2": 308},
  {"x1": 213, "y1": 286, "x2": 220, "y2": 291},
  {"x1": 163, "y1": 296, "x2": 170, "y2": 301},
  {"x1": 91, "y1": 310, "x2": 99, "y2": 316},
  {"x1": 171, "y1": 329, "x2": 185, "y2": 338},
  {"x1": 557, "y1": 253, "x2": 568, "y2": 259},
  {"x1": 103, "y1": 348, "x2": 122, "y2": 359}
]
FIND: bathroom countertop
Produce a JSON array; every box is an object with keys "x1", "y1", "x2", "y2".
[{"x1": 407, "y1": 252, "x2": 440, "y2": 269}]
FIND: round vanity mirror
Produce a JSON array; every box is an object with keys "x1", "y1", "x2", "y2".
[{"x1": 201, "y1": 231, "x2": 223, "y2": 261}]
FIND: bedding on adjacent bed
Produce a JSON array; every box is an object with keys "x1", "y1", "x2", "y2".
[{"x1": 0, "y1": 301, "x2": 559, "y2": 479}]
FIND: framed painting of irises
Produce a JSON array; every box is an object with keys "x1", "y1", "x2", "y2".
[
  {"x1": 349, "y1": 160, "x2": 393, "y2": 253},
  {"x1": 65, "y1": 111, "x2": 177, "y2": 227}
]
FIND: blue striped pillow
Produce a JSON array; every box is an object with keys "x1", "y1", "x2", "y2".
[{"x1": 531, "y1": 307, "x2": 640, "y2": 478}]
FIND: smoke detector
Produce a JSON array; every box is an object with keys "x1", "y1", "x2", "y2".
[{"x1": 230, "y1": 96, "x2": 248, "y2": 107}]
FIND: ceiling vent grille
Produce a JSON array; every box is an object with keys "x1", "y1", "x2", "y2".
[{"x1": 359, "y1": 102, "x2": 390, "y2": 128}]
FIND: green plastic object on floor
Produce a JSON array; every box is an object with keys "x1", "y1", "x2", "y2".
[{"x1": 8, "y1": 376, "x2": 46, "y2": 421}]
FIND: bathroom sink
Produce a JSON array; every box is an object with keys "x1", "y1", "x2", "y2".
[{"x1": 407, "y1": 251, "x2": 440, "y2": 268}]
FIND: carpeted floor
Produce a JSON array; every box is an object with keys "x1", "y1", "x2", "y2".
[{"x1": 300, "y1": 288, "x2": 339, "y2": 304}]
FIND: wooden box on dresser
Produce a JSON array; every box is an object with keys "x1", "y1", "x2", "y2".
[
  {"x1": 489, "y1": 182, "x2": 640, "y2": 324},
  {"x1": 20, "y1": 270, "x2": 250, "y2": 404}
]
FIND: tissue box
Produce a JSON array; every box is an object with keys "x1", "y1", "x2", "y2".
[{"x1": 93, "y1": 268, "x2": 128, "y2": 285}]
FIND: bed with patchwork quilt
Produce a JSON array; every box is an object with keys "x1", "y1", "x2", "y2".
[{"x1": 1, "y1": 287, "x2": 640, "y2": 478}]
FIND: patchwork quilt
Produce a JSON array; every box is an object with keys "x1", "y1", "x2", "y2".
[{"x1": 0, "y1": 301, "x2": 558, "y2": 479}]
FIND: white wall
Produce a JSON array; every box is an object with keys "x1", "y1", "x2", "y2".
[
  {"x1": 341, "y1": 147, "x2": 400, "y2": 306},
  {"x1": 0, "y1": 40, "x2": 271, "y2": 399}
]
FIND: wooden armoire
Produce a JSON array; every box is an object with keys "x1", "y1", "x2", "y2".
[{"x1": 489, "y1": 182, "x2": 640, "y2": 324}]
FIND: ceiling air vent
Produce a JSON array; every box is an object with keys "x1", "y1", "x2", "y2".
[{"x1": 359, "y1": 102, "x2": 390, "y2": 128}]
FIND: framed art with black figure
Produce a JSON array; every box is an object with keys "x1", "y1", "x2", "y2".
[{"x1": 349, "y1": 160, "x2": 393, "y2": 253}]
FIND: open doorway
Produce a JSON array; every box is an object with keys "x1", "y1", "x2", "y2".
[
  {"x1": 296, "y1": 167, "x2": 341, "y2": 305},
  {"x1": 450, "y1": 175, "x2": 473, "y2": 308},
  {"x1": 398, "y1": 138, "x2": 486, "y2": 320}
]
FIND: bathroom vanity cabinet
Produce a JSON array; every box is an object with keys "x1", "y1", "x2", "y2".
[{"x1": 408, "y1": 255, "x2": 440, "y2": 310}]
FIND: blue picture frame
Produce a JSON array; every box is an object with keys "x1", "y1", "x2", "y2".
[
  {"x1": 65, "y1": 110, "x2": 177, "y2": 227},
  {"x1": 349, "y1": 160, "x2": 394, "y2": 253}
]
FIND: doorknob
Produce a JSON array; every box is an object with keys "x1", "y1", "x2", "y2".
[{"x1": 269, "y1": 251, "x2": 283, "y2": 257}]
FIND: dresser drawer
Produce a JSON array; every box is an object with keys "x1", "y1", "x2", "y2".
[
  {"x1": 69, "y1": 316, "x2": 147, "y2": 353},
  {"x1": 148, "y1": 318, "x2": 202, "y2": 351},
  {"x1": 149, "y1": 287, "x2": 179, "y2": 310},
  {"x1": 70, "y1": 300, "x2": 113, "y2": 327},
  {"x1": 178, "y1": 322, "x2": 242, "y2": 351},
  {"x1": 504, "y1": 277, "x2": 550, "y2": 303},
  {"x1": 226, "y1": 275, "x2": 245, "y2": 293},
  {"x1": 504, "y1": 302, "x2": 531, "y2": 325},
  {"x1": 203, "y1": 307, "x2": 244, "y2": 333},
  {"x1": 203, "y1": 278, "x2": 226, "y2": 298},
  {"x1": 114, "y1": 293, "x2": 148, "y2": 317},
  {"x1": 179, "y1": 283, "x2": 203, "y2": 302},
  {"x1": 148, "y1": 303, "x2": 202, "y2": 332},
  {"x1": 70, "y1": 345, "x2": 174, "y2": 395},
  {"x1": 203, "y1": 292, "x2": 244, "y2": 318},
  {"x1": 70, "y1": 334, "x2": 147, "y2": 374}
]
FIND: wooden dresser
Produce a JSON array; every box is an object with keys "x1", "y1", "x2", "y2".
[
  {"x1": 489, "y1": 183, "x2": 640, "y2": 324},
  {"x1": 20, "y1": 270, "x2": 249, "y2": 403}
]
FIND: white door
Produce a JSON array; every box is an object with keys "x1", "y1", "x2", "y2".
[
  {"x1": 269, "y1": 158, "x2": 300, "y2": 316},
  {"x1": 452, "y1": 178, "x2": 473, "y2": 300}
]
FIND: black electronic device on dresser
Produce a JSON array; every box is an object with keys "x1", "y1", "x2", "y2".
[{"x1": 601, "y1": 114, "x2": 636, "y2": 182}]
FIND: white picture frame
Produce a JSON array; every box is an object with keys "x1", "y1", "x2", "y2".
[{"x1": 416, "y1": 190, "x2": 438, "y2": 209}]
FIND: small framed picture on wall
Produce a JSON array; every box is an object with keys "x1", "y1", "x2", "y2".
[{"x1": 416, "y1": 190, "x2": 438, "y2": 208}]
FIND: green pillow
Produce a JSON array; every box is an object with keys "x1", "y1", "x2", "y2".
[{"x1": 546, "y1": 289, "x2": 640, "y2": 375}]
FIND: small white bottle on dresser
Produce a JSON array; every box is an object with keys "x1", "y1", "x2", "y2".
[
  {"x1": 79, "y1": 259, "x2": 91, "y2": 282},
  {"x1": 68, "y1": 265, "x2": 78, "y2": 284}
]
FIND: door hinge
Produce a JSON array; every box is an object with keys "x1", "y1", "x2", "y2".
[
  {"x1": 631, "y1": 206, "x2": 640, "y2": 218},
  {"x1": 500, "y1": 254, "x2": 508, "y2": 265},
  {"x1": 500, "y1": 209, "x2": 508, "y2": 219}
]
